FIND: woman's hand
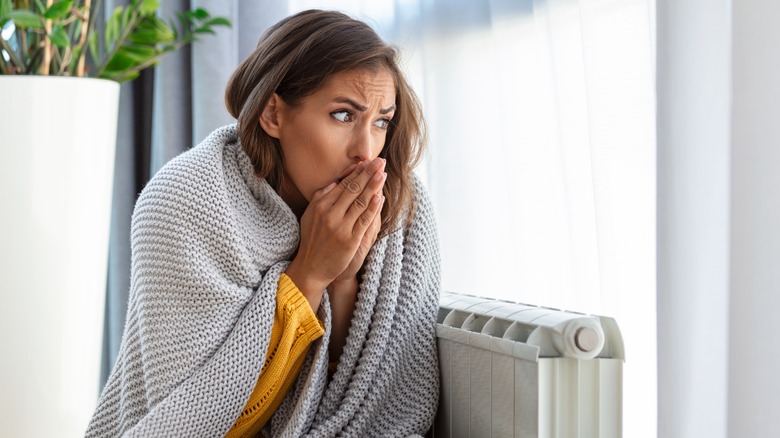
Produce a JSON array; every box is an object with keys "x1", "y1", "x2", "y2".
[
  {"x1": 332, "y1": 193, "x2": 383, "y2": 285},
  {"x1": 285, "y1": 157, "x2": 386, "y2": 310}
]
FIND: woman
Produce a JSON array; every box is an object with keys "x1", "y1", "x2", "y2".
[{"x1": 87, "y1": 9, "x2": 441, "y2": 438}]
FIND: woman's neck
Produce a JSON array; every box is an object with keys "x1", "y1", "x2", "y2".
[{"x1": 277, "y1": 177, "x2": 307, "y2": 221}]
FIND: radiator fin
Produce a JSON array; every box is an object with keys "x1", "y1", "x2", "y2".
[{"x1": 434, "y1": 291, "x2": 624, "y2": 438}]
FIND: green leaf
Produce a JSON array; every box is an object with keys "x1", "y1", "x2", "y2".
[
  {"x1": 49, "y1": 23, "x2": 69, "y2": 47},
  {"x1": 193, "y1": 27, "x2": 215, "y2": 35},
  {"x1": 34, "y1": 0, "x2": 46, "y2": 14},
  {"x1": 190, "y1": 8, "x2": 209, "y2": 20},
  {"x1": 174, "y1": 12, "x2": 191, "y2": 37},
  {"x1": 121, "y1": 6, "x2": 131, "y2": 28},
  {"x1": 118, "y1": 43, "x2": 157, "y2": 62},
  {"x1": 102, "y1": 61, "x2": 147, "y2": 83},
  {"x1": 128, "y1": 16, "x2": 174, "y2": 44},
  {"x1": 139, "y1": 0, "x2": 159, "y2": 16},
  {"x1": 115, "y1": 71, "x2": 140, "y2": 83},
  {"x1": 105, "y1": 6, "x2": 122, "y2": 49},
  {"x1": 126, "y1": 30, "x2": 157, "y2": 44},
  {"x1": 98, "y1": 67, "x2": 121, "y2": 81},
  {"x1": 8, "y1": 10, "x2": 44, "y2": 28},
  {"x1": 153, "y1": 16, "x2": 175, "y2": 41},
  {"x1": 69, "y1": 44, "x2": 82, "y2": 71},
  {"x1": 104, "y1": 50, "x2": 139, "y2": 72},
  {"x1": 44, "y1": 0, "x2": 73, "y2": 20},
  {"x1": 88, "y1": 31, "x2": 99, "y2": 64},
  {"x1": 206, "y1": 17, "x2": 231, "y2": 27},
  {"x1": 0, "y1": 0, "x2": 12, "y2": 21},
  {"x1": 167, "y1": 18, "x2": 179, "y2": 39}
]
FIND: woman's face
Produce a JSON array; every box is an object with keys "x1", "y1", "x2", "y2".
[{"x1": 264, "y1": 68, "x2": 396, "y2": 212}]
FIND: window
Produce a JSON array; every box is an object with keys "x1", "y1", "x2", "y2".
[{"x1": 294, "y1": 1, "x2": 656, "y2": 436}]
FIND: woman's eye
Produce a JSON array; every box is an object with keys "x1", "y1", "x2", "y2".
[
  {"x1": 331, "y1": 110, "x2": 352, "y2": 123},
  {"x1": 374, "y1": 118, "x2": 391, "y2": 130}
]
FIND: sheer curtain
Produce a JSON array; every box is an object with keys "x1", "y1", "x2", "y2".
[
  {"x1": 296, "y1": 1, "x2": 655, "y2": 436},
  {"x1": 103, "y1": 0, "x2": 656, "y2": 436}
]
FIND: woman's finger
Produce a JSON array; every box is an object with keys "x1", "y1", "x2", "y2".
[
  {"x1": 364, "y1": 203, "x2": 382, "y2": 246},
  {"x1": 370, "y1": 202, "x2": 382, "y2": 237},
  {"x1": 353, "y1": 193, "x2": 384, "y2": 237},
  {"x1": 331, "y1": 158, "x2": 385, "y2": 214},
  {"x1": 313, "y1": 161, "x2": 363, "y2": 207},
  {"x1": 311, "y1": 181, "x2": 337, "y2": 202},
  {"x1": 358, "y1": 202, "x2": 382, "y2": 247},
  {"x1": 344, "y1": 170, "x2": 385, "y2": 225}
]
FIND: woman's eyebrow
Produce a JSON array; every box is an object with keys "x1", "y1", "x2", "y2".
[
  {"x1": 333, "y1": 97, "x2": 395, "y2": 114},
  {"x1": 379, "y1": 105, "x2": 396, "y2": 115}
]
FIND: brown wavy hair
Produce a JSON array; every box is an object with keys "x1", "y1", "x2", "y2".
[{"x1": 224, "y1": 9, "x2": 426, "y2": 236}]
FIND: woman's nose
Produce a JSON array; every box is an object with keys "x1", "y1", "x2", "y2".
[{"x1": 349, "y1": 125, "x2": 376, "y2": 161}]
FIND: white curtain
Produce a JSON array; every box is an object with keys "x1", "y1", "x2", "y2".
[
  {"x1": 151, "y1": 0, "x2": 657, "y2": 435},
  {"x1": 317, "y1": 1, "x2": 656, "y2": 436}
]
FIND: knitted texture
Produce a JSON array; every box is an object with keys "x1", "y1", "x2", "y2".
[
  {"x1": 226, "y1": 274, "x2": 325, "y2": 437},
  {"x1": 86, "y1": 125, "x2": 441, "y2": 437}
]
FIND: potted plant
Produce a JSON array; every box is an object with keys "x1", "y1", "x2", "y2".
[{"x1": 0, "y1": 1, "x2": 229, "y2": 436}]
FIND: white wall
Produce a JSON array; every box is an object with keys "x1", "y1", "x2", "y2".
[
  {"x1": 656, "y1": 1, "x2": 730, "y2": 436},
  {"x1": 728, "y1": 1, "x2": 780, "y2": 436},
  {"x1": 657, "y1": 0, "x2": 780, "y2": 436}
]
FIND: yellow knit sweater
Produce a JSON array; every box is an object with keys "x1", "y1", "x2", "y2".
[{"x1": 225, "y1": 273, "x2": 325, "y2": 438}]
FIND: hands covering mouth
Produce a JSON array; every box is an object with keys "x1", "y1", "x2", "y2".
[
  {"x1": 286, "y1": 156, "x2": 387, "y2": 311},
  {"x1": 337, "y1": 162, "x2": 361, "y2": 183}
]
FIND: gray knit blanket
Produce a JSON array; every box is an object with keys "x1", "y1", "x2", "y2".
[{"x1": 86, "y1": 125, "x2": 441, "y2": 437}]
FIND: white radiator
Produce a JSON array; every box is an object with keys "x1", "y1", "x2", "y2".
[{"x1": 434, "y1": 291, "x2": 625, "y2": 438}]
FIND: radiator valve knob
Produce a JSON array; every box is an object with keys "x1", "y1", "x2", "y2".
[{"x1": 575, "y1": 327, "x2": 601, "y2": 353}]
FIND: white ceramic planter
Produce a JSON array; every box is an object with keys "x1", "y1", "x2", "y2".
[{"x1": 0, "y1": 76, "x2": 119, "y2": 437}]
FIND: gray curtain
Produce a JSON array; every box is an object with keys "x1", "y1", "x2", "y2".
[{"x1": 100, "y1": 0, "x2": 291, "y2": 387}]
